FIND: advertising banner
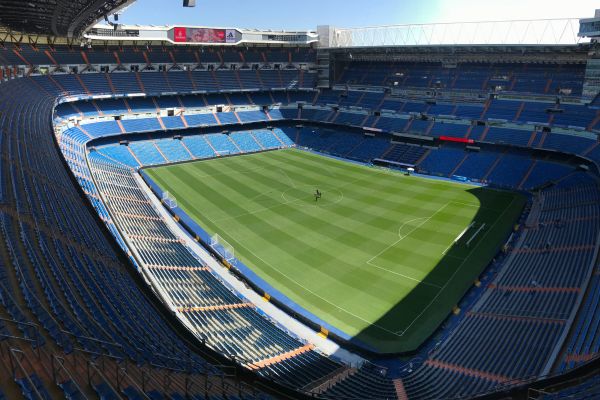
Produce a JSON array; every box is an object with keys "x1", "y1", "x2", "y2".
[
  {"x1": 173, "y1": 27, "x2": 187, "y2": 42},
  {"x1": 172, "y1": 27, "x2": 227, "y2": 43},
  {"x1": 225, "y1": 29, "x2": 237, "y2": 43}
]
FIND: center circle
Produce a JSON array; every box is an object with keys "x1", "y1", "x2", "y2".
[{"x1": 281, "y1": 185, "x2": 344, "y2": 207}]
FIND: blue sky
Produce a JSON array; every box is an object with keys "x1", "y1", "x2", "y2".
[{"x1": 118, "y1": 0, "x2": 598, "y2": 30}]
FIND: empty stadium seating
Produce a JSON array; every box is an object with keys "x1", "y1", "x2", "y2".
[
  {"x1": 402, "y1": 181, "x2": 600, "y2": 399},
  {"x1": 336, "y1": 61, "x2": 585, "y2": 96},
  {"x1": 1, "y1": 42, "x2": 600, "y2": 400},
  {"x1": 540, "y1": 374, "x2": 600, "y2": 399},
  {"x1": 0, "y1": 77, "x2": 269, "y2": 400},
  {"x1": 93, "y1": 128, "x2": 293, "y2": 166}
]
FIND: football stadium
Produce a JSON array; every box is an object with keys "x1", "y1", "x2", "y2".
[{"x1": 0, "y1": 0, "x2": 599, "y2": 399}]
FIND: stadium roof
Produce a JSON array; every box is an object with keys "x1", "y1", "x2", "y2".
[
  {"x1": 0, "y1": 0, "x2": 135, "y2": 38},
  {"x1": 322, "y1": 18, "x2": 587, "y2": 48}
]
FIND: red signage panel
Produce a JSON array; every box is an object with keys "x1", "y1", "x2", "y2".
[
  {"x1": 173, "y1": 27, "x2": 187, "y2": 42},
  {"x1": 440, "y1": 136, "x2": 474, "y2": 144}
]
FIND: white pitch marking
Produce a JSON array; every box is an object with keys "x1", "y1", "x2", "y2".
[
  {"x1": 452, "y1": 201, "x2": 480, "y2": 208},
  {"x1": 442, "y1": 221, "x2": 476, "y2": 255},
  {"x1": 366, "y1": 202, "x2": 452, "y2": 265},
  {"x1": 365, "y1": 261, "x2": 443, "y2": 289},
  {"x1": 229, "y1": 236, "x2": 404, "y2": 337},
  {"x1": 213, "y1": 170, "x2": 374, "y2": 223},
  {"x1": 451, "y1": 201, "x2": 498, "y2": 211},
  {"x1": 396, "y1": 196, "x2": 518, "y2": 336},
  {"x1": 364, "y1": 217, "x2": 428, "y2": 265}
]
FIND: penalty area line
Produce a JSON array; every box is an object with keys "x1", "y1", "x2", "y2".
[
  {"x1": 396, "y1": 196, "x2": 519, "y2": 337},
  {"x1": 365, "y1": 260, "x2": 443, "y2": 289},
  {"x1": 366, "y1": 202, "x2": 452, "y2": 265}
]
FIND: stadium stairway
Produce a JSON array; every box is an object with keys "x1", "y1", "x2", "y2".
[{"x1": 393, "y1": 379, "x2": 409, "y2": 400}]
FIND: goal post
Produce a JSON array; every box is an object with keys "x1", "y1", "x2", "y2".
[
  {"x1": 210, "y1": 234, "x2": 235, "y2": 262},
  {"x1": 162, "y1": 191, "x2": 178, "y2": 209}
]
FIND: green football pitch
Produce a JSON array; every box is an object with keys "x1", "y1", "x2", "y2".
[{"x1": 146, "y1": 148, "x2": 525, "y2": 353}]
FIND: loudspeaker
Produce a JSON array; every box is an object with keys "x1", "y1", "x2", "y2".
[{"x1": 183, "y1": 0, "x2": 196, "y2": 6}]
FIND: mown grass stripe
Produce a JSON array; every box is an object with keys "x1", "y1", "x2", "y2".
[{"x1": 146, "y1": 148, "x2": 524, "y2": 353}]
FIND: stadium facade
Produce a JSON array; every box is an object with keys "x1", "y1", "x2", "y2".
[{"x1": 0, "y1": 1, "x2": 599, "y2": 399}]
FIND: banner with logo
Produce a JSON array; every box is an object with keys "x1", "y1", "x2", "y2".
[
  {"x1": 171, "y1": 27, "x2": 228, "y2": 43},
  {"x1": 225, "y1": 29, "x2": 238, "y2": 43},
  {"x1": 173, "y1": 27, "x2": 187, "y2": 42}
]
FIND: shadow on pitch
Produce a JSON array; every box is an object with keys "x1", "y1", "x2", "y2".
[{"x1": 330, "y1": 185, "x2": 521, "y2": 357}]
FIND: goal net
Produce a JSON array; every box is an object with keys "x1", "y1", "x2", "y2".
[
  {"x1": 210, "y1": 234, "x2": 235, "y2": 262},
  {"x1": 162, "y1": 191, "x2": 177, "y2": 209}
]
